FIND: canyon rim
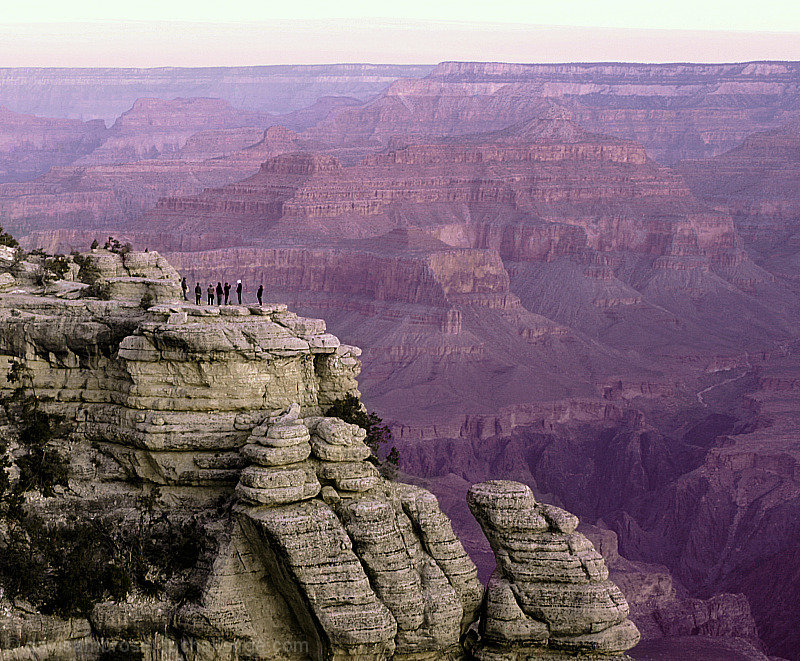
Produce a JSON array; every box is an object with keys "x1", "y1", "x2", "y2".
[{"x1": 1, "y1": 11, "x2": 800, "y2": 660}]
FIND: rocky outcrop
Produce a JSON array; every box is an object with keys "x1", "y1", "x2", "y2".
[
  {"x1": 230, "y1": 402, "x2": 484, "y2": 659},
  {"x1": 236, "y1": 422, "x2": 479, "y2": 658},
  {"x1": 0, "y1": 252, "x2": 361, "y2": 490},
  {"x1": 87, "y1": 247, "x2": 184, "y2": 304},
  {"x1": 467, "y1": 481, "x2": 639, "y2": 659}
]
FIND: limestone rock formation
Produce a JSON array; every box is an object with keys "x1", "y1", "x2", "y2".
[
  {"x1": 467, "y1": 481, "x2": 640, "y2": 659},
  {"x1": 0, "y1": 251, "x2": 490, "y2": 660},
  {"x1": 87, "y1": 247, "x2": 184, "y2": 304},
  {"x1": 233, "y1": 406, "x2": 483, "y2": 659}
]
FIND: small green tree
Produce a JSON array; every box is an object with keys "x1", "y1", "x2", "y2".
[
  {"x1": 74, "y1": 254, "x2": 110, "y2": 299},
  {"x1": 9, "y1": 248, "x2": 25, "y2": 277},
  {"x1": 325, "y1": 394, "x2": 400, "y2": 479},
  {"x1": 382, "y1": 446, "x2": 400, "y2": 481},
  {"x1": 74, "y1": 253, "x2": 101, "y2": 285},
  {"x1": 45, "y1": 255, "x2": 70, "y2": 280},
  {"x1": 103, "y1": 237, "x2": 131, "y2": 255},
  {"x1": 33, "y1": 256, "x2": 71, "y2": 288}
]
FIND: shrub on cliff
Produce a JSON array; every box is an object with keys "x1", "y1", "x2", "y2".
[
  {"x1": 74, "y1": 253, "x2": 101, "y2": 284},
  {"x1": 33, "y1": 255, "x2": 71, "y2": 287},
  {"x1": 45, "y1": 255, "x2": 70, "y2": 280},
  {"x1": 325, "y1": 394, "x2": 400, "y2": 479},
  {"x1": 0, "y1": 490, "x2": 208, "y2": 617},
  {"x1": 104, "y1": 236, "x2": 132, "y2": 255},
  {"x1": 0, "y1": 359, "x2": 70, "y2": 513},
  {"x1": 0, "y1": 226, "x2": 19, "y2": 249},
  {"x1": 139, "y1": 292, "x2": 155, "y2": 309},
  {"x1": 74, "y1": 253, "x2": 111, "y2": 300}
]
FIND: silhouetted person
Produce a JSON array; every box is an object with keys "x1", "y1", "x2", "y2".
[
  {"x1": 216, "y1": 282, "x2": 223, "y2": 305},
  {"x1": 236, "y1": 279, "x2": 243, "y2": 304},
  {"x1": 207, "y1": 284, "x2": 214, "y2": 305},
  {"x1": 181, "y1": 277, "x2": 188, "y2": 301},
  {"x1": 223, "y1": 282, "x2": 230, "y2": 305},
  {"x1": 257, "y1": 284, "x2": 264, "y2": 306},
  {"x1": 194, "y1": 282, "x2": 201, "y2": 305}
]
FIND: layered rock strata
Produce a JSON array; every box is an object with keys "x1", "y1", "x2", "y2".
[
  {"x1": 233, "y1": 405, "x2": 484, "y2": 659},
  {"x1": 0, "y1": 251, "x2": 360, "y2": 490},
  {"x1": 235, "y1": 403, "x2": 320, "y2": 506},
  {"x1": 0, "y1": 106, "x2": 107, "y2": 182},
  {"x1": 468, "y1": 481, "x2": 640, "y2": 659},
  {"x1": 309, "y1": 61, "x2": 800, "y2": 162}
]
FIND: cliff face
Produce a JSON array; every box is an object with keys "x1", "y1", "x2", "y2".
[
  {"x1": 73, "y1": 98, "x2": 272, "y2": 165},
  {"x1": 678, "y1": 121, "x2": 800, "y2": 288},
  {"x1": 0, "y1": 251, "x2": 640, "y2": 660},
  {"x1": 0, "y1": 125, "x2": 315, "y2": 238},
  {"x1": 0, "y1": 106, "x2": 107, "y2": 182},
  {"x1": 309, "y1": 61, "x2": 800, "y2": 162},
  {"x1": 142, "y1": 142, "x2": 737, "y2": 263}
]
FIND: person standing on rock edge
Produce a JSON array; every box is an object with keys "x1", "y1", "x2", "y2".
[
  {"x1": 223, "y1": 282, "x2": 230, "y2": 305},
  {"x1": 216, "y1": 282, "x2": 223, "y2": 306},
  {"x1": 257, "y1": 284, "x2": 264, "y2": 306},
  {"x1": 236, "y1": 279, "x2": 243, "y2": 305},
  {"x1": 207, "y1": 284, "x2": 214, "y2": 305},
  {"x1": 181, "y1": 277, "x2": 188, "y2": 301},
  {"x1": 194, "y1": 282, "x2": 201, "y2": 305}
]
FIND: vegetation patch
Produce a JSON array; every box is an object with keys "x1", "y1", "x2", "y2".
[
  {"x1": 0, "y1": 359, "x2": 206, "y2": 617},
  {"x1": 326, "y1": 394, "x2": 400, "y2": 479}
]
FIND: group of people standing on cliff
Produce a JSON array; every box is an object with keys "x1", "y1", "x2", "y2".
[{"x1": 181, "y1": 278, "x2": 264, "y2": 306}]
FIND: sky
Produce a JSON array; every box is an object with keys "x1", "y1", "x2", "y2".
[{"x1": 2, "y1": 0, "x2": 800, "y2": 66}]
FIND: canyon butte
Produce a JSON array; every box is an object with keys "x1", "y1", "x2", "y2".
[{"x1": 1, "y1": 61, "x2": 800, "y2": 659}]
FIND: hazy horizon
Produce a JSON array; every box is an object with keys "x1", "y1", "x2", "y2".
[{"x1": 2, "y1": 16, "x2": 800, "y2": 67}]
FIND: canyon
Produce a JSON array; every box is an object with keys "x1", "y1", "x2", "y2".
[
  {"x1": 0, "y1": 249, "x2": 645, "y2": 660},
  {"x1": 2, "y1": 61, "x2": 800, "y2": 658}
]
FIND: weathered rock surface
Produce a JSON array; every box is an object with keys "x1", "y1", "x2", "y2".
[
  {"x1": 0, "y1": 252, "x2": 480, "y2": 660},
  {"x1": 231, "y1": 406, "x2": 485, "y2": 659},
  {"x1": 467, "y1": 480, "x2": 640, "y2": 659},
  {"x1": 0, "y1": 251, "x2": 361, "y2": 490}
]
